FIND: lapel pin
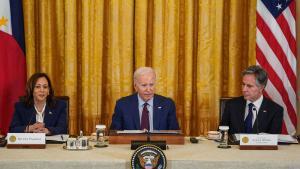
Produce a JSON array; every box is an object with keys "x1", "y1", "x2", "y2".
[
  {"x1": 263, "y1": 110, "x2": 267, "y2": 112},
  {"x1": 49, "y1": 111, "x2": 53, "y2": 115},
  {"x1": 158, "y1": 106, "x2": 162, "y2": 109}
]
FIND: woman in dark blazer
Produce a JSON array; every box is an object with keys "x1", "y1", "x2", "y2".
[{"x1": 9, "y1": 73, "x2": 67, "y2": 135}]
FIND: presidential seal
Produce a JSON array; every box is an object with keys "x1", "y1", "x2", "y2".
[
  {"x1": 9, "y1": 135, "x2": 16, "y2": 143},
  {"x1": 131, "y1": 144, "x2": 167, "y2": 169}
]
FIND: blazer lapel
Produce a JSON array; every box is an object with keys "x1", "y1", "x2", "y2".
[
  {"x1": 238, "y1": 99, "x2": 247, "y2": 132},
  {"x1": 255, "y1": 98, "x2": 268, "y2": 132},
  {"x1": 153, "y1": 95, "x2": 161, "y2": 130},
  {"x1": 43, "y1": 105, "x2": 52, "y2": 125},
  {"x1": 27, "y1": 107, "x2": 36, "y2": 124},
  {"x1": 132, "y1": 94, "x2": 140, "y2": 129}
]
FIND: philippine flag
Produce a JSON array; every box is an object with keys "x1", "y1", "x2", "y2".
[{"x1": 0, "y1": 0, "x2": 26, "y2": 135}]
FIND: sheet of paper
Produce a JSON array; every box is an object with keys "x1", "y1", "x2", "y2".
[
  {"x1": 278, "y1": 134, "x2": 298, "y2": 144},
  {"x1": 46, "y1": 134, "x2": 69, "y2": 141},
  {"x1": 116, "y1": 130, "x2": 181, "y2": 134},
  {"x1": 116, "y1": 130, "x2": 145, "y2": 134},
  {"x1": 151, "y1": 130, "x2": 181, "y2": 134}
]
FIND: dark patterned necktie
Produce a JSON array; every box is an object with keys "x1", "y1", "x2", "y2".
[
  {"x1": 245, "y1": 103, "x2": 254, "y2": 133},
  {"x1": 140, "y1": 103, "x2": 149, "y2": 130}
]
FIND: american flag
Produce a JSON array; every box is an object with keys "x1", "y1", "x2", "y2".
[{"x1": 256, "y1": 0, "x2": 296, "y2": 135}]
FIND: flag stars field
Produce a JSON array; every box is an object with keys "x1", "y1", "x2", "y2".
[
  {"x1": 0, "y1": 16, "x2": 8, "y2": 27},
  {"x1": 276, "y1": 3, "x2": 282, "y2": 10}
]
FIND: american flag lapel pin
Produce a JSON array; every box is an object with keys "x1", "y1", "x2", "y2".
[
  {"x1": 49, "y1": 111, "x2": 53, "y2": 115},
  {"x1": 158, "y1": 106, "x2": 162, "y2": 109},
  {"x1": 263, "y1": 110, "x2": 267, "y2": 112}
]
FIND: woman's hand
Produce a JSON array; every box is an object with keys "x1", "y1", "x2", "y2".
[
  {"x1": 27, "y1": 122, "x2": 50, "y2": 135},
  {"x1": 36, "y1": 127, "x2": 51, "y2": 135}
]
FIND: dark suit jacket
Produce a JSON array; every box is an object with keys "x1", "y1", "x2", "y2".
[
  {"x1": 220, "y1": 96, "x2": 283, "y2": 134},
  {"x1": 110, "y1": 93, "x2": 180, "y2": 130},
  {"x1": 9, "y1": 99, "x2": 67, "y2": 135}
]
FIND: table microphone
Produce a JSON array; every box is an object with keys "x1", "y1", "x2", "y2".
[
  {"x1": 252, "y1": 107, "x2": 259, "y2": 134},
  {"x1": 25, "y1": 111, "x2": 36, "y2": 133}
]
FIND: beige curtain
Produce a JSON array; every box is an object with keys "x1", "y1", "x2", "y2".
[{"x1": 23, "y1": 0, "x2": 257, "y2": 136}]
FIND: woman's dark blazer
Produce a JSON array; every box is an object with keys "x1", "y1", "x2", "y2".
[{"x1": 9, "y1": 99, "x2": 67, "y2": 135}]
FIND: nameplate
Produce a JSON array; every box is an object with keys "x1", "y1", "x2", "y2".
[
  {"x1": 7, "y1": 133, "x2": 46, "y2": 149},
  {"x1": 239, "y1": 134, "x2": 278, "y2": 150}
]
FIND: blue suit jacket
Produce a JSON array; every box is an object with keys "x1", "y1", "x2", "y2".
[
  {"x1": 9, "y1": 99, "x2": 67, "y2": 135},
  {"x1": 110, "y1": 94, "x2": 180, "y2": 130},
  {"x1": 220, "y1": 96, "x2": 283, "y2": 134}
]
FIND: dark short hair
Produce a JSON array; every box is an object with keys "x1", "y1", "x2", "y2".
[
  {"x1": 23, "y1": 73, "x2": 55, "y2": 107},
  {"x1": 242, "y1": 65, "x2": 268, "y2": 87}
]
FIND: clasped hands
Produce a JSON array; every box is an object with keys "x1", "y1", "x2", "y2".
[{"x1": 26, "y1": 122, "x2": 50, "y2": 135}]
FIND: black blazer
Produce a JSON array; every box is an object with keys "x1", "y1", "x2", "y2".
[
  {"x1": 9, "y1": 99, "x2": 67, "y2": 135},
  {"x1": 110, "y1": 93, "x2": 180, "y2": 130},
  {"x1": 220, "y1": 96, "x2": 283, "y2": 134}
]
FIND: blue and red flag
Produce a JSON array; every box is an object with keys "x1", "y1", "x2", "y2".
[{"x1": 0, "y1": 0, "x2": 26, "y2": 135}]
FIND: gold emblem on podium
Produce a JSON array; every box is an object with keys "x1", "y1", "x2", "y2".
[
  {"x1": 241, "y1": 136, "x2": 249, "y2": 143},
  {"x1": 9, "y1": 135, "x2": 16, "y2": 143}
]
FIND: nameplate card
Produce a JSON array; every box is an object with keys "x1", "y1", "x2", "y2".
[
  {"x1": 7, "y1": 133, "x2": 46, "y2": 149},
  {"x1": 239, "y1": 134, "x2": 278, "y2": 150}
]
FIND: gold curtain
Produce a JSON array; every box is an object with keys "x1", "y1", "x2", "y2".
[{"x1": 23, "y1": 0, "x2": 257, "y2": 136}]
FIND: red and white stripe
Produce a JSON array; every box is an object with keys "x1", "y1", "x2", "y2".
[{"x1": 256, "y1": 0, "x2": 297, "y2": 135}]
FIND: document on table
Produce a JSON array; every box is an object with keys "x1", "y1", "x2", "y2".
[
  {"x1": 278, "y1": 134, "x2": 298, "y2": 144},
  {"x1": 116, "y1": 130, "x2": 145, "y2": 134},
  {"x1": 46, "y1": 134, "x2": 69, "y2": 142},
  {"x1": 116, "y1": 130, "x2": 181, "y2": 134}
]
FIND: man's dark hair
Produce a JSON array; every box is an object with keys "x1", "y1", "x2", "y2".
[{"x1": 242, "y1": 65, "x2": 268, "y2": 87}]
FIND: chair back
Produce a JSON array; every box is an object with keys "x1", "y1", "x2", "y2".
[
  {"x1": 219, "y1": 97, "x2": 232, "y2": 122},
  {"x1": 54, "y1": 96, "x2": 70, "y2": 134}
]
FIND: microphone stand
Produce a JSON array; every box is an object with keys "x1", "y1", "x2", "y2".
[{"x1": 146, "y1": 129, "x2": 150, "y2": 142}]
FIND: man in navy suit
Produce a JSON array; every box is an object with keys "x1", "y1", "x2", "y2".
[
  {"x1": 220, "y1": 65, "x2": 283, "y2": 134},
  {"x1": 110, "y1": 67, "x2": 179, "y2": 130}
]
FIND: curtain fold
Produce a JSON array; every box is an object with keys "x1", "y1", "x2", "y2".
[{"x1": 23, "y1": 0, "x2": 257, "y2": 135}]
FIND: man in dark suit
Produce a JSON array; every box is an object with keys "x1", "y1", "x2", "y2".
[
  {"x1": 220, "y1": 65, "x2": 283, "y2": 134},
  {"x1": 110, "y1": 67, "x2": 179, "y2": 130}
]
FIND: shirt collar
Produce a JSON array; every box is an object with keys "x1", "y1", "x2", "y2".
[
  {"x1": 137, "y1": 94, "x2": 154, "y2": 107},
  {"x1": 246, "y1": 95, "x2": 263, "y2": 110}
]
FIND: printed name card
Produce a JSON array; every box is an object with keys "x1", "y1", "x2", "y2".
[
  {"x1": 7, "y1": 133, "x2": 46, "y2": 149},
  {"x1": 239, "y1": 134, "x2": 278, "y2": 150}
]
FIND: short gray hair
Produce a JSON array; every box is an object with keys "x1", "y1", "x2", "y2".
[
  {"x1": 242, "y1": 65, "x2": 268, "y2": 87},
  {"x1": 134, "y1": 67, "x2": 156, "y2": 83}
]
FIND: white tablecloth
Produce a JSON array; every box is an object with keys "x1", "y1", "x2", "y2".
[{"x1": 1, "y1": 138, "x2": 300, "y2": 169}]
